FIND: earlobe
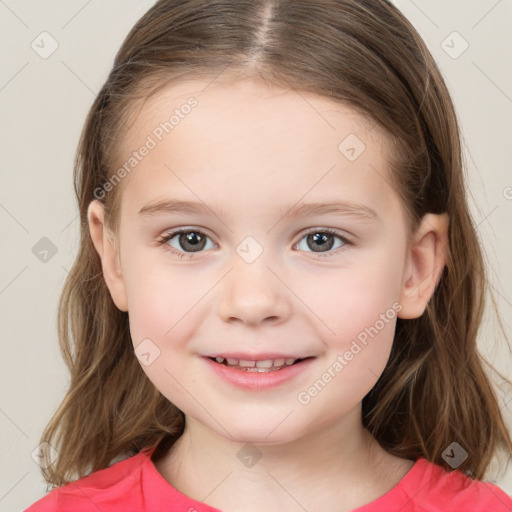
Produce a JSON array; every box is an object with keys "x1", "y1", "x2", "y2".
[
  {"x1": 397, "y1": 213, "x2": 449, "y2": 319},
  {"x1": 87, "y1": 200, "x2": 129, "y2": 312}
]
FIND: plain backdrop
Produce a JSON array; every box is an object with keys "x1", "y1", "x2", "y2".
[{"x1": 1, "y1": 1, "x2": 511, "y2": 510}]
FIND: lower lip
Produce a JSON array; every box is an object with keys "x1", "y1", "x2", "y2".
[{"x1": 203, "y1": 357, "x2": 315, "y2": 390}]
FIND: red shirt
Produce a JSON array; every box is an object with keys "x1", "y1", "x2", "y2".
[{"x1": 25, "y1": 445, "x2": 512, "y2": 511}]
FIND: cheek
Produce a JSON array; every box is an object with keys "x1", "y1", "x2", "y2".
[
  {"x1": 291, "y1": 249, "x2": 404, "y2": 394},
  {"x1": 297, "y1": 253, "x2": 403, "y2": 340},
  {"x1": 295, "y1": 269, "x2": 401, "y2": 414},
  {"x1": 121, "y1": 256, "x2": 204, "y2": 350},
  {"x1": 122, "y1": 261, "x2": 208, "y2": 411}
]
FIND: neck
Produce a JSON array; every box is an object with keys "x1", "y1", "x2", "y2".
[{"x1": 154, "y1": 405, "x2": 413, "y2": 512}]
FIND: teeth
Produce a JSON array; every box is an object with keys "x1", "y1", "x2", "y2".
[
  {"x1": 256, "y1": 360, "x2": 273, "y2": 368},
  {"x1": 212, "y1": 356, "x2": 301, "y2": 370}
]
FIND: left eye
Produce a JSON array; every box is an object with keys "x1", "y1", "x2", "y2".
[{"x1": 295, "y1": 229, "x2": 351, "y2": 255}]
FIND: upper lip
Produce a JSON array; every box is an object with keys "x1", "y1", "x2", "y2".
[{"x1": 203, "y1": 352, "x2": 314, "y2": 361}]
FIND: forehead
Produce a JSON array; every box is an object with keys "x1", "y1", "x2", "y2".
[
  {"x1": 123, "y1": 76, "x2": 379, "y2": 148},
  {"x1": 114, "y1": 77, "x2": 400, "y2": 223}
]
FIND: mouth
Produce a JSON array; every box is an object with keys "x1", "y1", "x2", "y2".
[{"x1": 207, "y1": 356, "x2": 314, "y2": 372}]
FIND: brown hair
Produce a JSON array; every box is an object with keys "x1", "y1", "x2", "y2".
[{"x1": 39, "y1": 0, "x2": 511, "y2": 488}]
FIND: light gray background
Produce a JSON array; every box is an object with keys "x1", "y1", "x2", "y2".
[{"x1": 1, "y1": 1, "x2": 511, "y2": 510}]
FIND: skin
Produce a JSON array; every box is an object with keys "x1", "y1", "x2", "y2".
[{"x1": 88, "y1": 76, "x2": 449, "y2": 511}]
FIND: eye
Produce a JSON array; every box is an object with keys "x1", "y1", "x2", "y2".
[
  {"x1": 157, "y1": 227, "x2": 353, "y2": 259},
  {"x1": 158, "y1": 229, "x2": 217, "y2": 257},
  {"x1": 295, "y1": 228, "x2": 353, "y2": 256}
]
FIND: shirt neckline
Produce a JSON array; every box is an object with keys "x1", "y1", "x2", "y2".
[{"x1": 143, "y1": 444, "x2": 426, "y2": 511}]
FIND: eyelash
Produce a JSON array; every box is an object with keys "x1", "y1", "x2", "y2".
[{"x1": 157, "y1": 227, "x2": 354, "y2": 259}]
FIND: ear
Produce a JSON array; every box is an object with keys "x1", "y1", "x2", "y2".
[
  {"x1": 398, "y1": 213, "x2": 449, "y2": 319},
  {"x1": 87, "y1": 199, "x2": 128, "y2": 312}
]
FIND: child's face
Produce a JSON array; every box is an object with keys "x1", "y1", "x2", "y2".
[{"x1": 91, "y1": 77, "x2": 424, "y2": 443}]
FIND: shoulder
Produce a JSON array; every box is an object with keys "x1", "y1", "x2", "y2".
[
  {"x1": 24, "y1": 449, "x2": 149, "y2": 512},
  {"x1": 401, "y1": 458, "x2": 512, "y2": 512}
]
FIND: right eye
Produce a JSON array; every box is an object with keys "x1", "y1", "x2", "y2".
[{"x1": 157, "y1": 229, "x2": 217, "y2": 256}]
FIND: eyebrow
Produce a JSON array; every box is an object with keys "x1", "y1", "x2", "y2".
[{"x1": 138, "y1": 198, "x2": 378, "y2": 221}]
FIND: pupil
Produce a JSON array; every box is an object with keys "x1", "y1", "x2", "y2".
[
  {"x1": 309, "y1": 232, "x2": 334, "y2": 252},
  {"x1": 180, "y1": 231, "x2": 205, "y2": 252}
]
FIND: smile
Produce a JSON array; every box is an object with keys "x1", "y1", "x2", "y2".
[
  {"x1": 203, "y1": 355, "x2": 316, "y2": 390},
  {"x1": 209, "y1": 356, "x2": 308, "y2": 372}
]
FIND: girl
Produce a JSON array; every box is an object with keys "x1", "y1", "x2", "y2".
[{"x1": 26, "y1": 0, "x2": 512, "y2": 511}]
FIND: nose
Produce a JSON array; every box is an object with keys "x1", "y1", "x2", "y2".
[{"x1": 217, "y1": 253, "x2": 292, "y2": 327}]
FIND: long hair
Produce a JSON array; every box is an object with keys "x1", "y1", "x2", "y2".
[{"x1": 38, "y1": 0, "x2": 512, "y2": 488}]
